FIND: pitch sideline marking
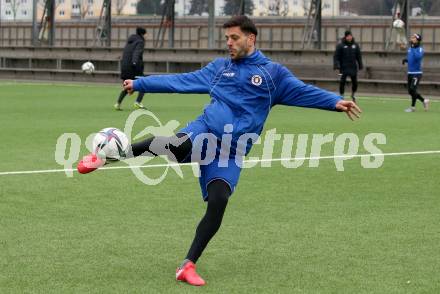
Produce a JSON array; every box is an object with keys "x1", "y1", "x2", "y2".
[
  {"x1": 1, "y1": 82, "x2": 438, "y2": 102},
  {"x1": 0, "y1": 150, "x2": 439, "y2": 176},
  {"x1": 360, "y1": 96, "x2": 440, "y2": 103}
]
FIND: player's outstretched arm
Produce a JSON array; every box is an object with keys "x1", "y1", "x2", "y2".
[
  {"x1": 335, "y1": 100, "x2": 362, "y2": 121},
  {"x1": 274, "y1": 65, "x2": 362, "y2": 120},
  {"x1": 123, "y1": 59, "x2": 224, "y2": 95},
  {"x1": 275, "y1": 66, "x2": 341, "y2": 111}
]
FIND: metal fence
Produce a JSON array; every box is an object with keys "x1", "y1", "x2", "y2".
[{"x1": 0, "y1": 16, "x2": 439, "y2": 51}]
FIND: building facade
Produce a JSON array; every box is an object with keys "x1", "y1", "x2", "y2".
[
  {"x1": 1, "y1": 0, "x2": 33, "y2": 20},
  {"x1": 0, "y1": 0, "x2": 137, "y2": 20},
  {"x1": 173, "y1": 0, "x2": 341, "y2": 17},
  {"x1": 253, "y1": 0, "x2": 340, "y2": 17},
  {"x1": 0, "y1": 0, "x2": 340, "y2": 20}
]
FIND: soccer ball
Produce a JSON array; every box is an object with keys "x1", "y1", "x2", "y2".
[
  {"x1": 393, "y1": 19, "x2": 405, "y2": 29},
  {"x1": 81, "y1": 61, "x2": 95, "y2": 74},
  {"x1": 92, "y1": 128, "x2": 129, "y2": 160}
]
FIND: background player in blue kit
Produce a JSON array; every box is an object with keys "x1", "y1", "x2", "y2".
[
  {"x1": 78, "y1": 16, "x2": 361, "y2": 286},
  {"x1": 402, "y1": 33, "x2": 430, "y2": 112}
]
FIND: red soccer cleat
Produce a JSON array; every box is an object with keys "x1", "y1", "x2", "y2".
[
  {"x1": 176, "y1": 261, "x2": 206, "y2": 286},
  {"x1": 77, "y1": 153, "x2": 105, "y2": 174}
]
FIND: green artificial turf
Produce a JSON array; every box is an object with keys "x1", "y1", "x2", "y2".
[{"x1": 1, "y1": 81, "x2": 439, "y2": 293}]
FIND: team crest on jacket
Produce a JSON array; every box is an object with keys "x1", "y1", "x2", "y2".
[{"x1": 251, "y1": 75, "x2": 263, "y2": 86}]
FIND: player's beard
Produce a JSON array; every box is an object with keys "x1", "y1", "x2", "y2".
[{"x1": 230, "y1": 46, "x2": 249, "y2": 60}]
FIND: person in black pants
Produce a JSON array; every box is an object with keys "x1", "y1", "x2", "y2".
[
  {"x1": 334, "y1": 31, "x2": 363, "y2": 103},
  {"x1": 402, "y1": 33, "x2": 429, "y2": 112},
  {"x1": 114, "y1": 27, "x2": 147, "y2": 110}
]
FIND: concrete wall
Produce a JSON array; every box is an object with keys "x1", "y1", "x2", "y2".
[
  {"x1": 2, "y1": 46, "x2": 439, "y2": 77},
  {"x1": 1, "y1": 46, "x2": 439, "y2": 95}
]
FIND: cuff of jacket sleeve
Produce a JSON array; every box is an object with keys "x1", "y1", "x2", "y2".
[{"x1": 133, "y1": 79, "x2": 140, "y2": 92}]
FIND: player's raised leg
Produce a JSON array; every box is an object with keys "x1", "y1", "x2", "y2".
[{"x1": 77, "y1": 133, "x2": 192, "y2": 174}]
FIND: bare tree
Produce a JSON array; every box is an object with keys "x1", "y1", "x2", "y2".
[
  {"x1": 267, "y1": 0, "x2": 291, "y2": 16},
  {"x1": 267, "y1": 0, "x2": 281, "y2": 16},
  {"x1": 8, "y1": 0, "x2": 21, "y2": 20},
  {"x1": 77, "y1": 0, "x2": 92, "y2": 18},
  {"x1": 222, "y1": 0, "x2": 254, "y2": 16},
  {"x1": 303, "y1": 0, "x2": 310, "y2": 16},
  {"x1": 189, "y1": 0, "x2": 208, "y2": 15},
  {"x1": 36, "y1": 0, "x2": 62, "y2": 17},
  {"x1": 281, "y1": 0, "x2": 289, "y2": 16},
  {"x1": 115, "y1": 0, "x2": 128, "y2": 15}
]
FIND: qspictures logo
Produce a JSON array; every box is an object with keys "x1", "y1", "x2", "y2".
[{"x1": 55, "y1": 110, "x2": 387, "y2": 185}]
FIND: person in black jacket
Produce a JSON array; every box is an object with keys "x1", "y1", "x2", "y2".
[
  {"x1": 114, "y1": 27, "x2": 147, "y2": 110},
  {"x1": 333, "y1": 31, "x2": 363, "y2": 103}
]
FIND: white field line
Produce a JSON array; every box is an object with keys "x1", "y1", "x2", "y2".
[
  {"x1": 0, "y1": 150, "x2": 439, "y2": 176},
  {"x1": 0, "y1": 81, "x2": 116, "y2": 88},
  {"x1": 1, "y1": 82, "x2": 439, "y2": 101},
  {"x1": 360, "y1": 96, "x2": 440, "y2": 103}
]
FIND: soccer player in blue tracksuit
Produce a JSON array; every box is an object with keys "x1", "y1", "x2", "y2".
[
  {"x1": 78, "y1": 16, "x2": 361, "y2": 286},
  {"x1": 402, "y1": 33, "x2": 430, "y2": 112}
]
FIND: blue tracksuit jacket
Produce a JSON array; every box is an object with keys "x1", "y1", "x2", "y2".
[
  {"x1": 133, "y1": 50, "x2": 341, "y2": 152},
  {"x1": 407, "y1": 46, "x2": 424, "y2": 74}
]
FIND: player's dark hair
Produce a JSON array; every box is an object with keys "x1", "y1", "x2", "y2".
[
  {"x1": 223, "y1": 15, "x2": 258, "y2": 36},
  {"x1": 414, "y1": 33, "x2": 422, "y2": 42},
  {"x1": 136, "y1": 27, "x2": 146, "y2": 36}
]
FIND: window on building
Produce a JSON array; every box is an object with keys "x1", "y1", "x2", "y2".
[
  {"x1": 22, "y1": 10, "x2": 27, "y2": 15},
  {"x1": 5, "y1": 0, "x2": 11, "y2": 3},
  {"x1": 5, "y1": 10, "x2": 11, "y2": 15},
  {"x1": 21, "y1": 0, "x2": 27, "y2": 4},
  {"x1": 59, "y1": 10, "x2": 65, "y2": 15},
  {"x1": 88, "y1": 0, "x2": 93, "y2": 4},
  {"x1": 87, "y1": 11, "x2": 93, "y2": 16}
]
